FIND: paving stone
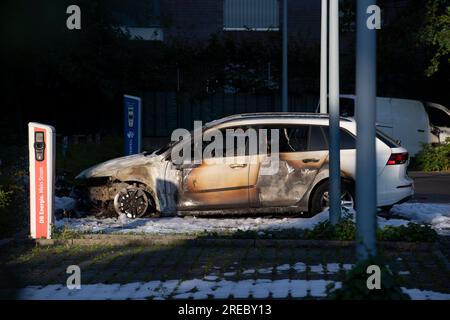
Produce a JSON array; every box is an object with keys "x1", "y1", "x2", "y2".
[{"x1": 1, "y1": 241, "x2": 450, "y2": 298}]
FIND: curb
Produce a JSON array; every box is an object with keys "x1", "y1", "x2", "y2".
[{"x1": 20, "y1": 235, "x2": 437, "y2": 251}]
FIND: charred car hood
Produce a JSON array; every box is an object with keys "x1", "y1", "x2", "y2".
[{"x1": 76, "y1": 153, "x2": 160, "y2": 180}]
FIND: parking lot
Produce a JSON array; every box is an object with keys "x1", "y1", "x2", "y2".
[
  {"x1": 1, "y1": 238, "x2": 450, "y2": 300},
  {"x1": 410, "y1": 171, "x2": 450, "y2": 203}
]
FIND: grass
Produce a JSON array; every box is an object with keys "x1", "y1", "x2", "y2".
[
  {"x1": 52, "y1": 224, "x2": 91, "y2": 239},
  {"x1": 51, "y1": 220, "x2": 439, "y2": 242}
]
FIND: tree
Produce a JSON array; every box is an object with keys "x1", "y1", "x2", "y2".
[{"x1": 420, "y1": 0, "x2": 450, "y2": 76}]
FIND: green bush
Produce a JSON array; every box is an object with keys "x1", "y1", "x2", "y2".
[
  {"x1": 0, "y1": 183, "x2": 24, "y2": 238},
  {"x1": 0, "y1": 188, "x2": 14, "y2": 237},
  {"x1": 415, "y1": 138, "x2": 450, "y2": 172},
  {"x1": 301, "y1": 211, "x2": 437, "y2": 242},
  {"x1": 377, "y1": 223, "x2": 438, "y2": 242},
  {"x1": 326, "y1": 256, "x2": 410, "y2": 300},
  {"x1": 0, "y1": 188, "x2": 13, "y2": 208},
  {"x1": 0, "y1": 145, "x2": 28, "y2": 239},
  {"x1": 303, "y1": 218, "x2": 356, "y2": 241},
  {"x1": 225, "y1": 211, "x2": 438, "y2": 242}
]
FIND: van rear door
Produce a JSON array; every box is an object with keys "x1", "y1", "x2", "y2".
[
  {"x1": 391, "y1": 99, "x2": 429, "y2": 155},
  {"x1": 375, "y1": 98, "x2": 394, "y2": 137}
]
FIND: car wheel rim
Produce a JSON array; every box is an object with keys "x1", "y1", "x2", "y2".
[
  {"x1": 320, "y1": 190, "x2": 354, "y2": 210},
  {"x1": 114, "y1": 187, "x2": 149, "y2": 219}
]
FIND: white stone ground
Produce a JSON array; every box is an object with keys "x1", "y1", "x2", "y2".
[
  {"x1": 11, "y1": 260, "x2": 450, "y2": 300},
  {"x1": 16, "y1": 278, "x2": 450, "y2": 300}
]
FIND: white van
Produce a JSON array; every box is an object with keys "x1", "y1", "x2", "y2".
[{"x1": 318, "y1": 95, "x2": 450, "y2": 156}]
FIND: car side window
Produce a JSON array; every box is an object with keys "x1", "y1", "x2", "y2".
[
  {"x1": 340, "y1": 129, "x2": 356, "y2": 149},
  {"x1": 281, "y1": 126, "x2": 309, "y2": 152},
  {"x1": 308, "y1": 126, "x2": 328, "y2": 151},
  {"x1": 323, "y1": 127, "x2": 356, "y2": 150},
  {"x1": 340, "y1": 98, "x2": 355, "y2": 117},
  {"x1": 256, "y1": 125, "x2": 309, "y2": 153},
  {"x1": 203, "y1": 126, "x2": 252, "y2": 158}
]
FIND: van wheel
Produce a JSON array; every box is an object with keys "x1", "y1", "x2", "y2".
[
  {"x1": 113, "y1": 186, "x2": 149, "y2": 219},
  {"x1": 310, "y1": 181, "x2": 355, "y2": 214}
]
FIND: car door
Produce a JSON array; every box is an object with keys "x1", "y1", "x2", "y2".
[
  {"x1": 176, "y1": 126, "x2": 250, "y2": 210},
  {"x1": 249, "y1": 125, "x2": 328, "y2": 207}
]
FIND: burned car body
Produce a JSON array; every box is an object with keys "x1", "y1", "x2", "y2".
[{"x1": 76, "y1": 113, "x2": 414, "y2": 218}]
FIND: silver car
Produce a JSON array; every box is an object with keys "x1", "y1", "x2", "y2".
[{"x1": 76, "y1": 113, "x2": 414, "y2": 218}]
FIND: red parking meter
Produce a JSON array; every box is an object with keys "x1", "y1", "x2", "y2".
[{"x1": 28, "y1": 123, "x2": 56, "y2": 239}]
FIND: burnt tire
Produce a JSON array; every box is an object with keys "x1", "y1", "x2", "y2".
[
  {"x1": 113, "y1": 186, "x2": 150, "y2": 219},
  {"x1": 310, "y1": 180, "x2": 355, "y2": 215}
]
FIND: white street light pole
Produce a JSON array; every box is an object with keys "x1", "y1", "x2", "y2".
[
  {"x1": 328, "y1": 0, "x2": 341, "y2": 225},
  {"x1": 320, "y1": 0, "x2": 328, "y2": 114},
  {"x1": 356, "y1": 0, "x2": 378, "y2": 259},
  {"x1": 282, "y1": 0, "x2": 288, "y2": 112}
]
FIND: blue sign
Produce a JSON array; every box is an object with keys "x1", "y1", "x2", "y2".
[{"x1": 123, "y1": 95, "x2": 142, "y2": 155}]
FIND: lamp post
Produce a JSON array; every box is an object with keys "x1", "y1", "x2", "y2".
[
  {"x1": 320, "y1": 0, "x2": 328, "y2": 114},
  {"x1": 328, "y1": 0, "x2": 341, "y2": 225},
  {"x1": 282, "y1": 0, "x2": 288, "y2": 112},
  {"x1": 356, "y1": 0, "x2": 378, "y2": 260}
]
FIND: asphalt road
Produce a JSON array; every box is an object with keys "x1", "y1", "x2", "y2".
[{"x1": 409, "y1": 171, "x2": 450, "y2": 203}]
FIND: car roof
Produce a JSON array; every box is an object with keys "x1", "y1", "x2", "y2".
[{"x1": 206, "y1": 112, "x2": 353, "y2": 128}]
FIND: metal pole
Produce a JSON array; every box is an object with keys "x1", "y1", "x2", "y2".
[
  {"x1": 328, "y1": 0, "x2": 341, "y2": 225},
  {"x1": 282, "y1": 0, "x2": 288, "y2": 112},
  {"x1": 320, "y1": 0, "x2": 328, "y2": 114},
  {"x1": 356, "y1": 0, "x2": 378, "y2": 260}
]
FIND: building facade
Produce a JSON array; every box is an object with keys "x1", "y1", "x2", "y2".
[{"x1": 114, "y1": 0, "x2": 322, "y2": 45}]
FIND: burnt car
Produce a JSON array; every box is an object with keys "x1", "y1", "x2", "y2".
[{"x1": 75, "y1": 113, "x2": 414, "y2": 218}]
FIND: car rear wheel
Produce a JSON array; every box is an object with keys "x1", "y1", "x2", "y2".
[
  {"x1": 113, "y1": 186, "x2": 149, "y2": 219},
  {"x1": 310, "y1": 180, "x2": 355, "y2": 214}
]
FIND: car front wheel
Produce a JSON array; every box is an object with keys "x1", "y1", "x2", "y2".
[{"x1": 113, "y1": 186, "x2": 149, "y2": 219}]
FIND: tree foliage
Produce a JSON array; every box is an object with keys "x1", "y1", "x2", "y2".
[{"x1": 420, "y1": 0, "x2": 450, "y2": 76}]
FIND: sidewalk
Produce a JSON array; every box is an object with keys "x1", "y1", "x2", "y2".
[{"x1": 1, "y1": 238, "x2": 450, "y2": 299}]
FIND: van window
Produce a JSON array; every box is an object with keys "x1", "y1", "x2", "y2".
[{"x1": 426, "y1": 107, "x2": 450, "y2": 127}]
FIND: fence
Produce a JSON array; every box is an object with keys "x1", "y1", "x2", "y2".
[{"x1": 141, "y1": 92, "x2": 319, "y2": 140}]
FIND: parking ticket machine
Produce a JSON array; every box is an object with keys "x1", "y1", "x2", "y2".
[{"x1": 28, "y1": 123, "x2": 56, "y2": 239}]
